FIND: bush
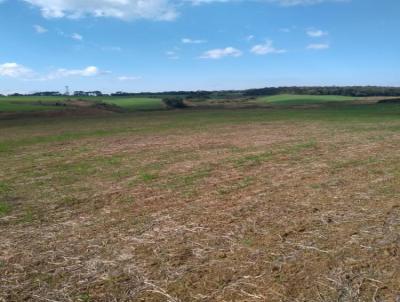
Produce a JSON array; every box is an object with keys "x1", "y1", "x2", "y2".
[
  {"x1": 378, "y1": 98, "x2": 400, "y2": 104},
  {"x1": 162, "y1": 97, "x2": 187, "y2": 109}
]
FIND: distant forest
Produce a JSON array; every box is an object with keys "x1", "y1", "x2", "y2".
[{"x1": 2, "y1": 86, "x2": 400, "y2": 98}]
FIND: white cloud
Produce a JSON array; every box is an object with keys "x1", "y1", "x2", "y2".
[
  {"x1": 182, "y1": 38, "x2": 207, "y2": 44},
  {"x1": 266, "y1": 0, "x2": 345, "y2": 5},
  {"x1": 250, "y1": 40, "x2": 286, "y2": 55},
  {"x1": 166, "y1": 50, "x2": 179, "y2": 59},
  {"x1": 71, "y1": 33, "x2": 83, "y2": 41},
  {"x1": 23, "y1": 0, "x2": 179, "y2": 21},
  {"x1": 307, "y1": 43, "x2": 330, "y2": 50},
  {"x1": 22, "y1": 0, "x2": 347, "y2": 22},
  {"x1": 246, "y1": 35, "x2": 255, "y2": 41},
  {"x1": 41, "y1": 66, "x2": 109, "y2": 80},
  {"x1": 0, "y1": 63, "x2": 33, "y2": 78},
  {"x1": 188, "y1": 0, "x2": 347, "y2": 6},
  {"x1": 33, "y1": 24, "x2": 48, "y2": 33},
  {"x1": 307, "y1": 29, "x2": 328, "y2": 37},
  {"x1": 200, "y1": 47, "x2": 242, "y2": 59},
  {"x1": 52, "y1": 66, "x2": 101, "y2": 78},
  {"x1": 188, "y1": 0, "x2": 231, "y2": 4},
  {"x1": 118, "y1": 76, "x2": 141, "y2": 81},
  {"x1": 55, "y1": 29, "x2": 85, "y2": 42},
  {"x1": 0, "y1": 63, "x2": 110, "y2": 81}
]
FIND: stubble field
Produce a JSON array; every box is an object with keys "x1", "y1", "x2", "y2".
[{"x1": 1, "y1": 104, "x2": 400, "y2": 301}]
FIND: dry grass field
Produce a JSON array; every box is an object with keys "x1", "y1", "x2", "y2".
[{"x1": 1, "y1": 103, "x2": 400, "y2": 301}]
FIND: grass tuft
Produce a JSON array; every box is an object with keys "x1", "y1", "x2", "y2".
[{"x1": 0, "y1": 202, "x2": 11, "y2": 217}]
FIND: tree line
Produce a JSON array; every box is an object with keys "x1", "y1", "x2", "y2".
[
  {"x1": 242, "y1": 86, "x2": 400, "y2": 97},
  {"x1": 2, "y1": 86, "x2": 400, "y2": 98}
]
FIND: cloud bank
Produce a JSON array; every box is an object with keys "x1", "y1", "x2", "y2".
[
  {"x1": 0, "y1": 63, "x2": 115, "y2": 81},
  {"x1": 0, "y1": 63, "x2": 33, "y2": 78},
  {"x1": 22, "y1": 0, "x2": 348, "y2": 21},
  {"x1": 23, "y1": 0, "x2": 179, "y2": 21}
]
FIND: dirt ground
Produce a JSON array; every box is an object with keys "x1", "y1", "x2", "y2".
[{"x1": 1, "y1": 109, "x2": 400, "y2": 301}]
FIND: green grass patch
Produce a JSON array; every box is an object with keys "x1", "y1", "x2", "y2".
[
  {"x1": 0, "y1": 181, "x2": 11, "y2": 194},
  {"x1": 178, "y1": 168, "x2": 211, "y2": 186},
  {"x1": 0, "y1": 96, "x2": 70, "y2": 103},
  {"x1": 256, "y1": 94, "x2": 357, "y2": 105},
  {"x1": 0, "y1": 128, "x2": 133, "y2": 153},
  {"x1": 1, "y1": 104, "x2": 400, "y2": 154},
  {"x1": 284, "y1": 140, "x2": 318, "y2": 154},
  {"x1": 0, "y1": 101, "x2": 60, "y2": 112},
  {"x1": 235, "y1": 151, "x2": 273, "y2": 167},
  {"x1": 331, "y1": 156, "x2": 380, "y2": 170},
  {"x1": 139, "y1": 172, "x2": 158, "y2": 182},
  {"x1": 164, "y1": 167, "x2": 212, "y2": 191},
  {"x1": 234, "y1": 140, "x2": 317, "y2": 167},
  {"x1": 0, "y1": 96, "x2": 164, "y2": 112},
  {"x1": 0, "y1": 202, "x2": 11, "y2": 217},
  {"x1": 102, "y1": 98, "x2": 164, "y2": 111},
  {"x1": 20, "y1": 207, "x2": 38, "y2": 223},
  {"x1": 77, "y1": 293, "x2": 92, "y2": 302}
]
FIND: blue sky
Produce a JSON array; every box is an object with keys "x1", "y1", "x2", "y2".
[{"x1": 0, "y1": 0, "x2": 399, "y2": 93}]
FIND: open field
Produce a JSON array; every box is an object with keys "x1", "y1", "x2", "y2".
[
  {"x1": 256, "y1": 94, "x2": 359, "y2": 105},
  {"x1": 0, "y1": 96, "x2": 72, "y2": 113},
  {"x1": 1, "y1": 102, "x2": 400, "y2": 301},
  {"x1": 102, "y1": 98, "x2": 164, "y2": 111},
  {"x1": 0, "y1": 96, "x2": 164, "y2": 113},
  {"x1": 0, "y1": 94, "x2": 367, "y2": 114},
  {"x1": 1, "y1": 94, "x2": 398, "y2": 114}
]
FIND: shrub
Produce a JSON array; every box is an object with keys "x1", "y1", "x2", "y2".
[
  {"x1": 378, "y1": 98, "x2": 400, "y2": 104},
  {"x1": 162, "y1": 97, "x2": 187, "y2": 109}
]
